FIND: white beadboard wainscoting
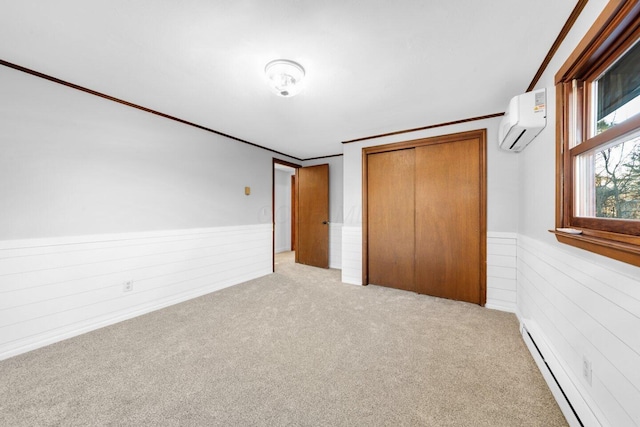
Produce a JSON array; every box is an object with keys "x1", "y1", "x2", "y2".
[
  {"x1": 486, "y1": 232, "x2": 517, "y2": 312},
  {"x1": 517, "y1": 235, "x2": 640, "y2": 427},
  {"x1": 341, "y1": 226, "x2": 362, "y2": 285},
  {"x1": 0, "y1": 224, "x2": 272, "y2": 360},
  {"x1": 329, "y1": 223, "x2": 343, "y2": 270}
]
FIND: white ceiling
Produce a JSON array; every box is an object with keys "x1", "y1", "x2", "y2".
[{"x1": 0, "y1": 1, "x2": 577, "y2": 159}]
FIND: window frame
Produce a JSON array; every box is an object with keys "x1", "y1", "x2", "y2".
[{"x1": 554, "y1": 1, "x2": 640, "y2": 267}]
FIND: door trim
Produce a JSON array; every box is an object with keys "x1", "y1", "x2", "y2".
[
  {"x1": 272, "y1": 158, "x2": 301, "y2": 272},
  {"x1": 291, "y1": 175, "x2": 296, "y2": 251},
  {"x1": 362, "y1": 129, "x2": 487, "y2": 305}
]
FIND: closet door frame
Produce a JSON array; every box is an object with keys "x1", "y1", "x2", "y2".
[{"x1": 362, "y1": 129, "x2": 487, "y2": 305}]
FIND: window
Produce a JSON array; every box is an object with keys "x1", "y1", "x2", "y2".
[{"x1": 555, "y1": 2, "x2": 640, "y2": 267}]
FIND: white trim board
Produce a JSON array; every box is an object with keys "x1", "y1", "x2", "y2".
[
  {"x1": 328, "y1": 222, "x2": 343, "y2": 269},
  {"x1": 341, "y1": 225, "x2": 362, "y2": 285},
  {"x1": 486, "y1": 231, "x2": 517, "y2": 312}
]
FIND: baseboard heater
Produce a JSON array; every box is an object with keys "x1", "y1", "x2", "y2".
[{"x1": 521, "y1": 325, "x2": 584, "y2": 427}]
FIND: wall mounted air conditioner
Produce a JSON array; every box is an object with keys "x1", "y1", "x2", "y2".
[{"x1": 498, "y1": 88, "x2": 547, "y2": 152}]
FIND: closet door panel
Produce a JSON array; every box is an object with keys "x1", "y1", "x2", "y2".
[
  {"x1": 414, "y1": 138, "x2": 482, "y2": 304},
  {"x1": 367, "y1": 149, "x2": 415, "y2": 291}
]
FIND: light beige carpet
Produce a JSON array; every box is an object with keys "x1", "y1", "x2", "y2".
[{"x1": 0, "y1": 251, "x2": 567, "y2": 426}]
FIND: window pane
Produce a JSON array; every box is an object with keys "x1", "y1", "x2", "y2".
[
  {"x1": 594, "y1": 40, "x2": 640, "y2": 135},
  {"x1": 574, "y1": 151, "x2": 596, "y2": 216},
  {"x1": 569, "y1": 80, "x2": 583, "y2": 148},
  {"x1": 575, "y1": 131, "x2": 640, "y2": 219}
]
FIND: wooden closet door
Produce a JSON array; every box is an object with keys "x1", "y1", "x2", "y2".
[
  {"x1": 367, "y1": 149, "x2": 415, "y2": 291},
  {"x1": 414, "y1": 137, "x2": 483, "y2": 304}
]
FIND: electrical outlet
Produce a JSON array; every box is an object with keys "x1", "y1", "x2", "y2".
[
  {"x1": 582, "y1": 356, "x2": 592, "y2": 386},
  {"x1": 123, "y1": 280, "x2": 133, "y2": 293}
]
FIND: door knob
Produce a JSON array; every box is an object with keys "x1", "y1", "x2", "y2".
[{"x1": 322, "y1": 221, "x2": 329, "y2": 225}]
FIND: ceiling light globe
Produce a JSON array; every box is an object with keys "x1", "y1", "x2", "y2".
[{"x1": 265, "y1": 59, "x2": 305, "y2": 97}]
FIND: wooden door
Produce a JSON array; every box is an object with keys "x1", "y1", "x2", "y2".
[
  {"x1": 367, "y1": 150, "x2": 415, "y2": 291},
  {"x1": 364, "y1": 130, "x2": 486, "y2": 305},
  {"x1": 414, "y1": 137, "x2": 484, "y2": 304},
  {"x1": 296, "y1": 164, "x2": 329, "y2": 268}
]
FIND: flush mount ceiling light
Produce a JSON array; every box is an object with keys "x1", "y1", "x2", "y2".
[{"x1": 264, "y1": 59, "x2": 305, "y2": 97}]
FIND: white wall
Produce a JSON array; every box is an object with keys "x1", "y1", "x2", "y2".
[
  {"x1": 517, "y1": 1, "x2": 640, "y2": 425},
  {"x1": 0, "y1": 65, "x2": 299, "y2": 239},
  {"x1": 274, "y1": 168, "x2": 294, "y2": 253},
  {"x1": 0, "y1": 64, "x2": 298, "y2": 359},
  {"x1": 341, "y1": 118, "x2": 520, "y2": 309}
]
